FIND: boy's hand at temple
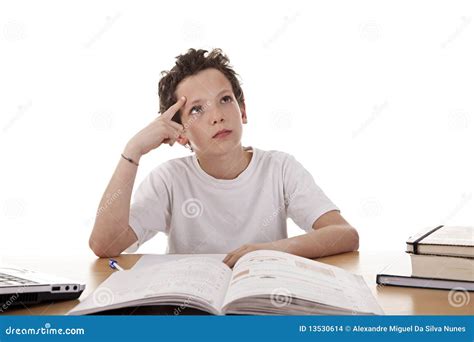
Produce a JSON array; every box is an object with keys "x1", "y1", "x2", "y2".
[
  {"x1": 124, "y1": 96, "x2": 187, "y2": 161},
  {"x1": 223, "y1": 211, "x2": 359, "y2": 268}
]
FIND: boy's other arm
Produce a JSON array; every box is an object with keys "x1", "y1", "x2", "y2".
[
  {"x1": 268, "y1": 210, "x2": 359, "y2": 258},
  {"x1": 223, "y1": 211, "x2": 359, "y2": 267},
  {"x1": 89, "y1": 97, "x2": 186, "y2": 258},
  {"x1": 309, "y1": 210, "x2": 359, "y2": 254}
]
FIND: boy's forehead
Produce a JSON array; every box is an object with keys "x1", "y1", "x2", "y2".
[{"x1": 175, "y1": 68, "x2": 232, "y2": 102}]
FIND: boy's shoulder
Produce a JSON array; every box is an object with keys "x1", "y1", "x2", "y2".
[
  {"x1": 150, "y1": 153, "x2": 193, "y2": 174},
  {"x1": 258, "y1": 148, "x2": 296, "y2": 166},
  {"x1": 260, "y1": 148, "x2": 293, "y2": 159}
]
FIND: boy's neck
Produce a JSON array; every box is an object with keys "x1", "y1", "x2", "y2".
[{"x1": 196, "y1": 146, "x2": 252, "y2": 180}]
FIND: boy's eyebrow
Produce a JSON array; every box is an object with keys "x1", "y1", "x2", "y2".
[{"x1": 186, "y1": 89, "x2": 232, "y2": 107}]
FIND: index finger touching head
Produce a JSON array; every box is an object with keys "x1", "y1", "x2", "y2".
[{"x1": 162, "y1": 96, "x2": 187, "y2": 120}]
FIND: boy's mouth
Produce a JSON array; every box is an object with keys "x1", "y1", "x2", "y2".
[{"x1": 212, "y1": 129, "x2": 232, "y2": 139}]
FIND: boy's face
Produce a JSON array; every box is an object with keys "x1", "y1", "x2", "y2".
[{"x1": 175, "y1": 68, "x2": 247, "y2": 156}]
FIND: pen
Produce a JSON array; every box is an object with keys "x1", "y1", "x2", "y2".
[{"x1": 109, "y1": 259, "x2": 125, "y2": 271}]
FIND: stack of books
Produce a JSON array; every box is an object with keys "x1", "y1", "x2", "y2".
[{"x1": 377, "y1": 225, "x2": 474, "y2": 291}]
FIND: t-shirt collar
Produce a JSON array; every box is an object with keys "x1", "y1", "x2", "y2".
[{"x1": 191, "y1": 146, "x2": 257, "y2": 187}]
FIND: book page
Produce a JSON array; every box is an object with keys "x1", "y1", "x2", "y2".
[
  {"x1": 222, "y1": 250, "x2": 382, "y2": 315},
  {"x1": 132, "y1": 254, "x2": 227, "y2": 270},
  {"x1": 69, "y1": 257, "x2": 232, "y2": 315},
  {"x1": 424, "y1": 226, "x2": 473, "y2": 246}
]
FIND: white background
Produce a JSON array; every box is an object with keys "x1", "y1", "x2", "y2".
[{"x1": 1, "y1": 0, "x2": 472, "y2": 257}]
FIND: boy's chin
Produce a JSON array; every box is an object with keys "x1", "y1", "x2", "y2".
[{"x1": 199, "y1": 140, "x2": 243, "y2": 155}]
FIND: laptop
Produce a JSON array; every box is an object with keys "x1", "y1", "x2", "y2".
[{"x1": 0, "y1": 266, "x2": 85, "y2": 310}]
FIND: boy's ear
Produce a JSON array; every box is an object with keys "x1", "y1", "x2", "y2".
[{"x1": 240, "y1": 102, "x2": 248, "y2": 124}]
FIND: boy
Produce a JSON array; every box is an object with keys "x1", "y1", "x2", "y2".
[{"x1": 89, "y1": 48, "x2": 359, "y2": 268}]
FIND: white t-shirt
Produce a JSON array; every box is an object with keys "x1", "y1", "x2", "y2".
[{"x1": 126, "y1": 146, "x2": 339, "y2": 254}]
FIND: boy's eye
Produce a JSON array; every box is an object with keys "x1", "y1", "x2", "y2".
[
  {"x1": 221, "y1": 95, "x2": 232, "y2": 103},
  {"x1": 189, "y1": 96, "x2": 232, "y2": 115},
  {"x1": 190, "y1": 106, "x2": 203, "y2": 115}
]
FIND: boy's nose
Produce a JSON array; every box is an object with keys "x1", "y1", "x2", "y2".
[
  {"x1": 208, "y1": 106, "x2": 225, "y2": 125},
  {"x1": 204, "y1": 99, "x2": 225, "y2": 124}
]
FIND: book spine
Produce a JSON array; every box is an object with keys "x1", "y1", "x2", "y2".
[{"x1": 412, "y1": 225, "x2": 444, "y2": 254}]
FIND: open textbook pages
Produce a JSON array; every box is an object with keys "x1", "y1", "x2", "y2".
[
  {"x1": 68, "y1": 256, "x2": 230, "y2": 315},
  {"x1": 68, "y1": 250, "x2": 383, "y2": 315},
  {"x1": 221, "y1": 250, "x2": 383, "y2": 315}
]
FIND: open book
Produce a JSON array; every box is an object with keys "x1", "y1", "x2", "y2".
[{"x1": 68, "y1": 250, "x2": 383, "y2": 315}]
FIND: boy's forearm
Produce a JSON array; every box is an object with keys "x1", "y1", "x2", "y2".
[
  {"x1": 89, "y1": 144, "x2": 141, "y2": 256},
  {"x1": 262, "y1": 224, "x2": 359, "y2": 259},
  {"x1": 95, "y1": 149, "x2": 139, "y2": 224}
]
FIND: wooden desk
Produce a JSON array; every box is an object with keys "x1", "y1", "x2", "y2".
[{"x1": 1, "y1": 252, "x2": 472, "y2": 315}]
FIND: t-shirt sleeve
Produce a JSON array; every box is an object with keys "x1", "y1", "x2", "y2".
[
  {"x1": 283, "y1": 154, "x2": 339, "y2": 232},
  {"x1": 124, "y1": 166, "x2": 172, "y2": 253}
]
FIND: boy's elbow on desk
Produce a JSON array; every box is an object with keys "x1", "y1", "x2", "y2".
[
  {"x1": 310, "y1": 223, "x2": 360, "y2": 257},
  {"x1": 322, "y1": 225, "x2": 359, "y2": 256},
  {"x1": 348, "y1": 226, "x2": 360, "y2": 252},
  {"x1": 311, "y1": 210, "x2": 359, "y2": 254},
  {"x1": 89, "y1": 224, "x2": 134, "y2": 258},
  {"x1": 332, "y1": 225, "x2": 359, "y2": 253},
  {"x1": 89, "y1": 236, "x2": 121, "y2": 258}
]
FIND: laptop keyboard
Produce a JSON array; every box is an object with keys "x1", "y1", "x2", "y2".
[{"x1": 0, "y1": 272, "x2": 38, "y2": 286}]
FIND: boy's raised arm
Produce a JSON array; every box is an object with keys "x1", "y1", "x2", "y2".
[{"x1": 89, "y1": 97, "x2": 186, "y2": 257}]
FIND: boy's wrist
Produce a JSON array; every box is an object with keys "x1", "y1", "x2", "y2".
[{"x1": 123, "y1": 143, "x2": 143, "y2": 163}]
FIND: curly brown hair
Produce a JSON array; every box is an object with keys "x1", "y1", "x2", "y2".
[{"x1": 158, "y1": 48, "x2": 245, "y2": 125}]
